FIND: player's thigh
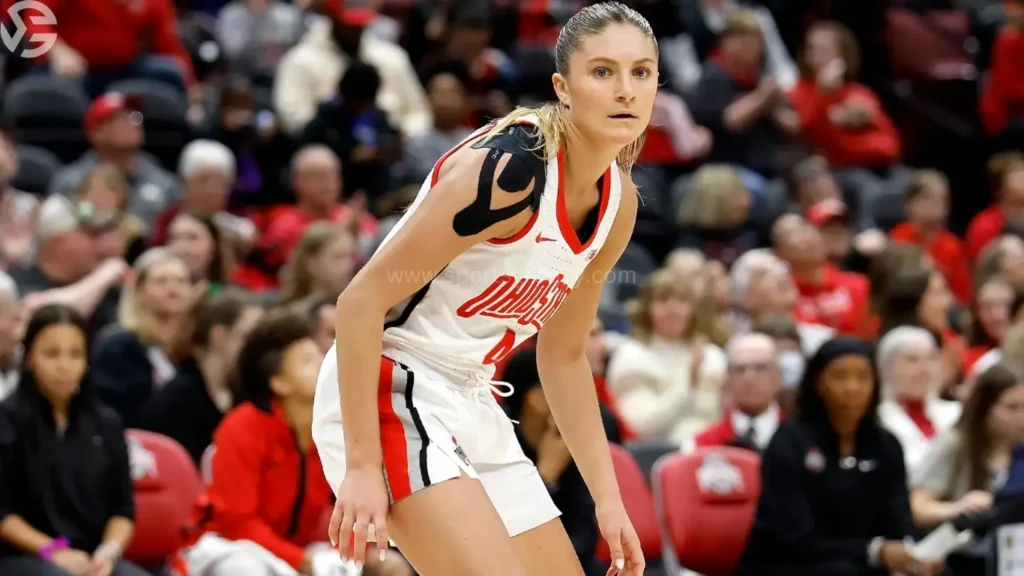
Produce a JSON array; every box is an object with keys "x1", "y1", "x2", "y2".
[
  {"x1": 387, "y1": 475, "x2": 527, "y2": 576},
  {"x1": 511, "y1": 518, "x2": 587, "y2": 576},
  {"x1": 477, "y1": 459, "x2": 584, "y2": 576}
]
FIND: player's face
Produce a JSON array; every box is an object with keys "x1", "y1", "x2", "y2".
[{"x1": 560, "y1": 23, "x2": 658, "y2": 147}]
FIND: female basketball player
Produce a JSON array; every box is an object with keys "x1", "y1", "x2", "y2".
[{"x1": 311, "y1": 3, "x2": 657, "y2": 575}]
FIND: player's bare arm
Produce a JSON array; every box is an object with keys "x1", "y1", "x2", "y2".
[
  {"x1": 335, "y1": 129, "x2": 543, "y2": 468},
  {"x1": 535, "y1": 171, "x2": 639, "y2": 503}
]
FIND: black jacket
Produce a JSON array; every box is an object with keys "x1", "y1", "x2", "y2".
[
  {"x1": 736, "y1": 417, "x2": 915, "y2": 576},
  {"x1": 0, "y1": 390, "x2": 135, "y2": 556},
  {"x1": 139, "y1": 360, "x2": 228, "y2": 466}
]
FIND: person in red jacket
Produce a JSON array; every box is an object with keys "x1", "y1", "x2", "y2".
[
  {"x1": 772, "y1": 213, "x2": 870, "y2": 335},
  {"x1": 788, "y1": 21, "x2": 901, "y2": 169},
  {"x1": 179, "y1": 311, "x2": 410, "y2": 576},
  {"x1": 689, "y1": 332, "x2": 784, "y2": 453},
  {"x1": 966, "y1": 151, "x2": 1024, "y2": 261},
  {"x1": 980, "y1": 0, "x2": 1024, "y2": 136},
  {"x1": 889, "y1": 170, "x2": 972, "y2": 304},
  {"x1": 16, "y1": 0, "x2": 196, "y2": 98}
]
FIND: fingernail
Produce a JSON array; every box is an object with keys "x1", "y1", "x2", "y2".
[
  {"x1": 379, "y1": 549, "x2": 387, "y2": 562},
  {"x1": 355, "y1": 561, "x2": 363, "y2": 570},
  {"x1": 615, "y1": 558, "x2": 625, "y2": 570}
]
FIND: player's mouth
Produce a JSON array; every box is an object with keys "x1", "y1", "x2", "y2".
[{"x1": 609, "y1": 113, "x2": 637, "y2": 120}]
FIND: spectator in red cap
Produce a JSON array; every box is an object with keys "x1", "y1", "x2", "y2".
[
  {"x1": 808, "y1": 198, "x2": 853, "y2": 268},
  {"x1": 273, "y1": 0, "x2": 430, "y2": 138},
  {"x1": 19, "y1": 0, "x2": 196, "y2": 98},
  {"x1": 47, "y1": 92, "x2": 180, "y2": 229}
]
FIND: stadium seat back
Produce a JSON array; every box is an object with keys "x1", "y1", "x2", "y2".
[
  {"x1": 625, "y1": 440, "x2": 678, "y2": 487},
  {"x1": 123, "y1": 429, "x2": 203, "y2": 567},
  {"x1": 1, "y1": 76, "x2": 89, "y2": 163},
  {"x1": 13, "y1": 144, "x2": 61, "y2": 195},
  {"x1": 653, "y1": 447, "x2": 760, "y2": 576},
  {"x1": 596, "y1": 444, "x2": 663, "y2": 563}
]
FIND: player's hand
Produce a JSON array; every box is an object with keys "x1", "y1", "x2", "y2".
[
  {"x1": 596, "y1": 499, "x2": 644, "y2": 575},
  {"x1": 328, "y1": 465, "x2": 390, "y2": 567}
]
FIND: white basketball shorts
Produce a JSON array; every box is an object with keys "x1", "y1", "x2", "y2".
[{"x1": 312, "y1": 352, "x2": 561, "y2": 537}]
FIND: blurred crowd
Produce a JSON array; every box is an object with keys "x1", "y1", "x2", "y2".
[{"x1": 1, "y1": 0, "x2": 1024, "y2": 574}]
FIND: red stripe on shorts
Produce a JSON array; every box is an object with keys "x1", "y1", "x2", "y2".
[{"x1": 378, "y1": 357, "x2": 412, "y2": 500}]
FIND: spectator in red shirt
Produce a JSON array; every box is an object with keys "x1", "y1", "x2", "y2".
[
  {"x1": 788, "y1": 21, "x2": 901, "y2": 170},
  {"x1": 890, "y1": 170, "x2": 972, "y2": 304},
  {"x1": 772, "y1": 213, "x2": 869, "y2": 335},
  {"x1": 689, "y1": 332, "x2": 784, "y2": 453},
  {"x1": 980, "y1": 0, "x2": 1024, "y2": 136},
  {"x1": 179, "y1": 311, "x2": 411, "y2": 575},
  {"x1": 254, "y1": 146, "x2": 378, "y2": 284},
  {"x1": 20, "y1": 0, "x2": 196, "y2": 97},
  {"x1": 966, "y1": 151, "x2": 1024, "y2": 261}
]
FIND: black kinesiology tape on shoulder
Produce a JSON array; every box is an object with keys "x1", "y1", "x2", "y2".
[{"x1": 451, "y1": 124, "x2": 546, "y2": 237}]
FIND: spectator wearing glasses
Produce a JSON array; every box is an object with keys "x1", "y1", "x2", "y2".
[
  {"x1": 0, "y1": 305, "x2": 148, "y2": 576},
  {"x1": 72, "y1": 164, "x2": 148, "y2": 263},
  {"x1": 688, "y1": 332, "x2": 784, "y2": 453},
  {"x1": 0, "y1": 135, "x2": 38, "y2": 269},
  {"x1": 9, "y1": 196, "x2": 127, "y2": 336},
  {"x1": 737, "y1": 337, "x2": 942, "y2": 576}
]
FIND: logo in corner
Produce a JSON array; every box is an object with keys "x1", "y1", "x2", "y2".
[{"x1": 2, "y1": 1, "x2": 58, "y2": 58}]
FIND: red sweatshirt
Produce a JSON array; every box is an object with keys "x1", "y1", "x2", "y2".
[
  {"x1": 788, "y1": 78, "x2": 901, "y2": 168},
  {"x1": 889, "y1": 222, "x2": 972, "y2": 304},
  {"x1": 202, "y1": 402, "x2": 334, "y2": 569},
  {"x1": 981, "y1": 27, "x2": 1024, "y2": 135},
  {"x1": 791, "y1": 264, "x2": 870, "y2": 335},
  {"x1": 965, "y1": 205, "x2": 1005, "y2": 261},
  {"x1": 20, "y1": 0, "x2": 195, "y2": 85}
]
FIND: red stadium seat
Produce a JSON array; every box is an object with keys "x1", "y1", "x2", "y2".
[
  {"x1": 595, "y1": 443, "x2": 663, "y2": 564},
  {"x1": 123, "y1": 430, "x2": 204, "y2": 567},
  {"x1": 653, "y1": 447, "x2": 760, "y2": 576}
]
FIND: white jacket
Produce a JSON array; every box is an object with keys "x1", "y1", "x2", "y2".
[
  {"x1": 879, "y1": 397, "x2": 962, "y2": 473},
  {"x1": 273, "y1": 17, "x2": 431, "y2": 138}
]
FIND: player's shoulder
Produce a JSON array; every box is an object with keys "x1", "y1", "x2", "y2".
[{"x1": 468, "y1": 121, "x2": 546, "y2": 159}]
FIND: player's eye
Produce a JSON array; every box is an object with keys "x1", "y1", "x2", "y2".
[
  {"x1": 594, "y1": 67, "x2": 611, "y2": 78},
  {"x1": 633, "y1": 67, "x2": 652, "y2": 79}
]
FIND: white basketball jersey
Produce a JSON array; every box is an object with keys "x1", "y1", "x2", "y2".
[{"x1": 376, "y1": 117, "x2": 623, "y2": 384}]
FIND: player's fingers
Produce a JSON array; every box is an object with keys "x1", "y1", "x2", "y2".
[
  {"x1": 373, "y1": 511, "x2": 390, "y2": 562},
  {"x1": 328, "y1": 504, "x2": 342, "y2": 548},
  {"x1": 337, "y1": 506, "x2": 356, "y2": 560},
  {"x1": 604, "y1": 531, "x2": 624, "y2": 575},
  {"x1": 352, "y1": 513, "x2": 371, "y2": 566}
]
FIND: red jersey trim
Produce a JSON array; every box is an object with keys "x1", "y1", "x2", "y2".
[{"x1": 555, "y1": 148, "x2": 612, "y2": 255}]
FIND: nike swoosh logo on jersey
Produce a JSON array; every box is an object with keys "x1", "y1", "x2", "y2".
[{"x1": 535, "y1": 234, "x2": 557, "y2": 243}]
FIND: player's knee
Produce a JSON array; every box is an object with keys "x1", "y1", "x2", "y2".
[{"x1": 208, "y1": 553, "x2": 276, "y2": 576}]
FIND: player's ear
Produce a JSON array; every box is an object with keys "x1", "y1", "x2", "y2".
[{"x1": 552, "y1": 73, "x2": 570, "y2": 108}]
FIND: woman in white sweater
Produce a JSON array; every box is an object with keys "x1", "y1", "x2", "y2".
[
  {"x1": 607, "y1": 268, "x2": 728, "y2": 446},
  {"x1": 876, "y1": 326, "x2": 961, "y2": 471}
]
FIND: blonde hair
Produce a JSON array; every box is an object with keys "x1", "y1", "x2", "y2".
[
  {"x1": 481, "y1": 2, "x2": 656, "y2": 175},
  {"x1": 277, "y1": 223, "x2": 353, "y2": 307},
  {"x1": 677, "y1": 165, "x2": 750, "y2": 230},
  {"x1": 722, "y1": 9, "x2": 762, "y2": 38},
  {"x1": 626, "y1": 267, "x2": 722, "y2": 344},
  {"x1": 118, "y1": 247, "x2": 187, "y2": 334}
]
